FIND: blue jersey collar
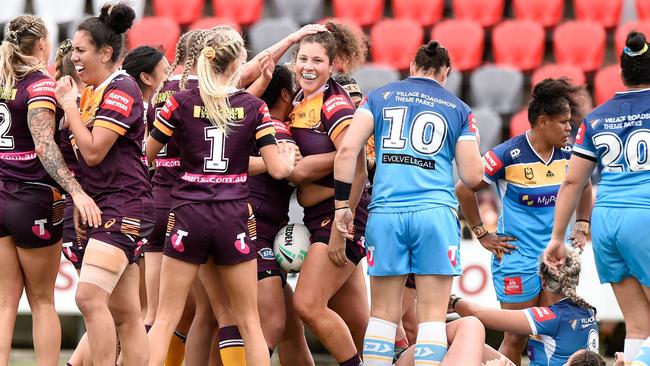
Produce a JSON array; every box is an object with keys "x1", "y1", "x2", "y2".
[{"x1": 407, "y1": 76, "x2": 443, "y2": 87}]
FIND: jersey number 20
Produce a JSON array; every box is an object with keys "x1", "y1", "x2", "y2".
[
  {"x1": 381, "y1": 107, "x2": 446, "y2": 155},
  {"x1": 594, "y1": 130, "x2": 650, "y2": 172}
]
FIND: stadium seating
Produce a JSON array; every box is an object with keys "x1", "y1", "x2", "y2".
[
  {"x1": 615, "y1": 21, "x2": 650, "y2": 55},
  {"x1": 509, "y1": 108, "x2": 530, "y2": 137},
  {"x1": 431, "y1": 19, "x2": 485, "y2": 72},
  {"x1": 553, "y1": 20, "x2": 606, "y2": 72},
  {"x1": 332, "y1": 0, "x2": 385, "y2": 27},
  {"x1": 392, "y1": 0, "x2": 445, "y2": 27},
  {"x1": 594, "y1": 64, "x2": 626, "y2": 106},
  {"x1": 272, "y1": 0, "x2": 323, "y2": 24},
  {"x1": 128, "y1": 16, "x2": 181, "y2": 62},
  {"x1": 452, "y1": 0, "x2": 504, "y2": 27},
  {"x1": 248, "y1": 18, "x2": 300, "y2": 64},
  {"x1": 445, "y1": 71, "x2": 463, "y2": 97},
  {"x1": 473, "y1": 107, "x2": 503, "y2": 154},
  {"x1": 189, "y1": 17, "x2": 241, "y2": 32},
  {"x1": 531, "y1": 64, "x2": 586, "y2": 86},
  {"x1": 153, "y1": 0, "x2": 204, "y2": 26},
  {"x1": 0, "y1": 0, "x2": 26, "y2": 24},
  {"x1": 512, "y1": 0, "x2": 564, "y2": 28},
  {"x1": 638, "y1": 0, "x2": 650, "y2": 20},
  {"x1": 33, "y1": 0, "x2": 85, "y2": 25},
  {"x1": 492, "y1": 20, "x2": 545, "y2": 71},
  {"x1": 370, "y1": 19, "x2": 424, "y2": 71},
  {"x1": 93, "y1": 0, "x2": 146, "y2": 19},
  {"x1": 351, "y1": 64, "x2": 400, "y2": 95},
  {"x1": 574, "y1": 0, "x2": 624, "y2": 28},
  {"x1": 212, "y1": 0, "x2": 264, "y2": 26},
  {"x1": 470, "y1": 65, "x2": 524, "y2": 114}
]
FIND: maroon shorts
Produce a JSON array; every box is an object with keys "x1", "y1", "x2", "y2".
[
  {"x1": 87, "y1": 215, "x2": 154, "y2": 264},
  {"x1": 164, "y1": 201, "x2": 257, "y2": 265},
  {"x1": 62, "y1": 194, "x2": 87, "y2": 269},
  {"x1": 302, "y1": 191, "x2": 370, "y2": 265},
  {"x1": 0, "y1": 181, "x2": 64, "y2": 248},
  {"x1": 144, "y1": 207, "x2": 171, "y2": 253},
  {"x1": 254, "y1": 217, "x2": 285, "y2": 281}
]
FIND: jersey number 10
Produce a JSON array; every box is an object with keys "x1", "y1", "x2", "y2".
[{"x1": 381, "y1": 107, "x2": 447, "y2": 155}]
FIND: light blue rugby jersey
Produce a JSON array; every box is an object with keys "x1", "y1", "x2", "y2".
[
  {"x1": 573, "y1": 88, "x2": 650, "y2": 209},
  {"x1": 482, "y1": 133, "x2": 571, "y2": 260},
  {"x1": 524, "y1": 299, "x2": 599, "y2": 366},
  {"x1": 358, "y1": 77, "x2": 478, "y2": 213}
]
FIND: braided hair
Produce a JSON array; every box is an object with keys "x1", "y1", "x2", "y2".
[
  {"x1": 539, "y1": 248, "x2": 596, "y2": 314},
  {"x1": 0, "y1": 15, "x2": 49, "y2": 92},
  {"x1": 620, "y1": 31, "x2": 650, "y2": 86},
  {"x1": 567, "y1": 350, "x2": 605, "y2": 366},
  {"x1": 54, "y1": 39, "x2": 80, "y2": 84},
  {"x1": 179, "y1": 30, "x2": 209, "y2": 91}
]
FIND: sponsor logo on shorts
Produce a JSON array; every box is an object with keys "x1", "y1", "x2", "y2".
[
  {"x1": 504, "y1": 276, "x2": 523, "y2": 295},
  {"x1": 531, "y1": 307, "x2": 556, "y2": 322},
  {"x1": 448, "y1": 245, "x2": 458, "y2": 267},
  {"x1": 483, "y1": 151, "x2": 503, "y2": 176},
  {"x1": 171, "y1": 229, "x2": 188, "y2": 252},
  {"x1": 234, "y1": 232, "x2": 250, "y2": 254},
  {"x1": 63, "y1": 241, "x2": 78, "y2": 263},
  {"x1": 519, "y1": 193, "x2": 557, "y2": 207},
  {"x1": 367, "y1": 245, "x2": 375, "y2": 267},
  {"x1": 321, "y1": 218, "x2": 331, "y2": 227},
  {"x1": 134, "y1": 238, "x2": 148, "y2": 256},
  {"x1": 258, "y1": 247, "x2": 274, "y2": 261},
  {"x1": 32, "y1": 219, "x2": 51, "y2": 240},
  {"x1": 104, "y1": 218, "x2": 116, "y2": 229}
]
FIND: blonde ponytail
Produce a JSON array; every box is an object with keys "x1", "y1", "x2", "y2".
[
  {"x1": 195, "y1": 27, "x2": 245, "y2": 133},
  {"x1": 0, "y1": 15, "x2": 48, "y2": 93}
]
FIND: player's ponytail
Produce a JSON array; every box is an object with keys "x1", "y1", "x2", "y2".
[
  {"x1": 621, "y1": 31, "x2": 650, "y2": 87},
  {"x1": 196, "y1": 26, "x2": 245, "y2": 133},
  {"x1": 180, "y1": 29, "x2": 208, "y2": 91},
  {"x1": 0, "y1": 15, "x2": 48, "y2": 93},
  {"x1": 539, "y1": 248, "x2": 596, "y2": 314},
  {"x1": 413, "y1": 40, "x2": 451, "y2": 76}
]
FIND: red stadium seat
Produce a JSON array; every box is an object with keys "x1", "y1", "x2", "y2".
[
  {"x1": 512, "y1": 0, "x2": 564, "y2": 28},
  {"x1": 392, "y1": 0, "x2": 444, "y2": 27},
  {"x1": 371, "y1": 19, "x2": 424, "y2": 70},
  {"x1": 638, "y1": 0, "x2": 650, "y2": 20},
  {"x1": 594, "y1": 65, "x2": 625, "y2": 106},
  {"x1": 431, "y1": 19, "x2": 484, "y2": 72},
  {"x1": 452, "y1": 0, "x2": 504, "y2": 27},
  {"x1": 615, "y1": 21, "x2": 650, "y2": 56},
  {"x1": 492, "y1": 20, "x2": 545, "y2": 71},
  {"x1": 332, "y1": 0, "x2": 384, "y2": 27},
  {"x1": 553, "y1": 21, "x2": 606, "y2": 72},
  {"x1": 531, "y1": 64, "x2": 586, "y2": 86},
  {"x1": 574, "y1": 0, "x2": 623, "y2": 28},
  {"x1": 189, "y1": 17, "x2": 241, "y2": 32},
  {"x1": 152, "y1": 0, "x2": 204, "y2": 26},
  {"x1": 509, "y1": 108, "x2": 530, "y2": 137},
  {"x1": 212, "y1": 0, "x2": 264, "y2": 26},
  {"x1": 128, "y1": 17, "x2": 181, "y2": 62}
]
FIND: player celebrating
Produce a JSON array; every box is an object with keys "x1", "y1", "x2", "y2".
[
  {"x1": 456, "y1": 78, "x2": 593, "y2": 364},
  {"x1": 545, "y1": 31, "x2": 650, "y2": 364},
  {"x1": 0, "y1": 15, "x2": 100, "y2": 365},
  {"x1": 146, "y1": 26, "x2": 294, "y2": 366},
  {"x1": 334, "y1": 40, "x2": 483, "y2": 366}
]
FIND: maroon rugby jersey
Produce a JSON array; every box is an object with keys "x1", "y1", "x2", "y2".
[
  {"x1": 0, "y1": 71, "x2": 60, "y2": 185},
  {"x1": 289, "y1": 78, "x2": 356, "y2": 188},
  {"x1": 59, "y1": 127, "x2": 80, "y2": 178},
  {"x1": 249, "y1": 119, "x2": 295, "y2": 226},
  {"x1": 151, "y1": 88, "x2": 277, "y2": 207},
  {"x1": 77, "y1": 70, "x2": 153, "y2": 217},
  {"x1": 147, "y1": 75, "x2": 199, "y2": 208}
]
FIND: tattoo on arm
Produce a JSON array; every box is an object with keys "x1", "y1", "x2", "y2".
[{"x1": 27, "y1": 107, "x2": 83, "y2": 196}]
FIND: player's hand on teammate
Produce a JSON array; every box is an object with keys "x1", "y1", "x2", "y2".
[
  {"x1": 568, "y1": 229, "x2": 587, "y2": 251},
  {"x1": 292, "y1": 144, "x2": 302, "y2": 164},
  {"x1": 289, "y1": 24, "x2": 328, "y2": 44},
  {"x1": 478, "y1": 233, "x2": 517, "y2": 259},
  {"x1": 328, "y1": 230, "x2": 348, "y2": 267},
  {"x1": 55, "y1": 75, "x2": 79, "y2": 110},
  {"x1": 72, "y1": 191, "x2": 102, "y2": 229},
  {"x1": 278, "y1": 140, "x2": 296, "y2": 168},
  {"x1": 543, "y1": 238, "x2": 567, "y2": 269},
  {"x1": 73, "y1": 206, "x2": 87, "y2": 240}
]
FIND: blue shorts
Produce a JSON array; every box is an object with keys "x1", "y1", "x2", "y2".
[
  {"x1": 592, "y1": 206, "x2": 650, "y2": 286},
  {"x1": 491, "y1": 251, "x2": 542, "y2": 303},
  {"x1": 365, "y1": 205, "x2": 461, "y2": 276}
]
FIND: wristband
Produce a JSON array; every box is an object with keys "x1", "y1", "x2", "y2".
[
  {"x1": 334, "y1": 179, "x2": 352, "y2": 201},
  {"x1": 335, "y1": 206, "x2": 349, "y2": 211},
  {"x1": 471, "y1": 224, "x2": 488, "y2": 240},
  {"x1": 451, "y1": 296, "x2": 462, "y2": 310}
]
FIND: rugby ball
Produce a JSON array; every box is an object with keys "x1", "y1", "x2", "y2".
[{"x1": 273, "y1": 223, "x2": 311, "y2": 273}]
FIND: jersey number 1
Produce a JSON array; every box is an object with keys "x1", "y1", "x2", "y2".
[
  {"x1": 204, "y1": 126, "x2": 229, "y2": 172},
  {"x1": 381, "y1": 107, "x2": 446, "y2": 155}
]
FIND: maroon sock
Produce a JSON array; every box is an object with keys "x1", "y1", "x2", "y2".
[{"x1": 339, "y1": 354, "x2": 362, "y2": 366}]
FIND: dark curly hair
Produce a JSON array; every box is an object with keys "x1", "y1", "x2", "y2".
[
  {"x1": 413, "y1": 40, "x2": 451, "y2": 75},
  {"x1": 566, "y1": 350, "x2": 605, "y2": 366},
  {"x1": 528, "y1": 77, "x2": 581, "y2": 127},
  {"x1": 620, "y1": 31, "x2": 650, "y2": 86},
  {"x1": 294, "y1": 21, "x2": 367, "y2": 72}
]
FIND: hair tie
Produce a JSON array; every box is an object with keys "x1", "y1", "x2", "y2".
[
  {"x1": 107, "y1": 4, "x2": 115, "y2": 15},
  {"x1": 202, "y1": 46, "x2": 216, "y2": 60},
  {"x1": 624, "y1": 43, "x2": 649, "y2": 57},
  {"x1": 6, "y1": 31, "x2": 19, "y2": 45},
  {"x1": 57, "y1": 39, "x2": 73, "y2": 58}
]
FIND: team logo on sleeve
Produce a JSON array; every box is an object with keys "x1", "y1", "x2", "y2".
[
  {"x1": 483, "y1": 151, "x2": 503, "y2": 176},
  {"x1": 101, "y1": 90, "x2": 134, "y2": 117},
  {"x1": 531, "y1": 306, "x2": 556, "y2": 322},
  {"x1": 259, "y1": 104, "x2": 272, "y2": 123},
  {"x1": 160, "y1": 96, "x2": 179, "y2": 120},
  {"x1": 575, "y1": 123, "x2": 586, "y2": 145},
  {"x1": 468, "y1": 114, "x2": 478, "y2": 134},
  {"x1": 323, "y1": 94, "x2": 352, "y2": 120},
  {"x1": 504, "y1": 276, "x2": 523, "y2": 295},
  {"x1": 27, "y1": 80, "x2": 55, "y2": 98}
]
